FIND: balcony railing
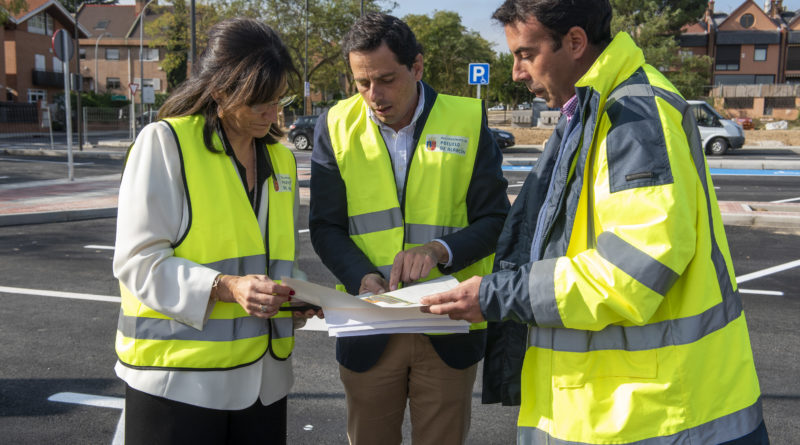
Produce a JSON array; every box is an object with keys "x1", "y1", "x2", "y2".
[{"x1": 32, "y1": 69, "x2": 62, "y2": 88}]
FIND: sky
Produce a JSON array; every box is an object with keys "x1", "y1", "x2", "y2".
[{"x1": 391, "y1": 0, "x2": 800, "y2": 53}]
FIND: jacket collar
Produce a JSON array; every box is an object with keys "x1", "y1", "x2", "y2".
[{"x1": 575, "y1": 32, "x2": 645, "y2": 104}]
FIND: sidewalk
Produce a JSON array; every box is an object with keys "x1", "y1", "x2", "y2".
[{"x1": 1, "y1": 145, "x2": 799, "y2": 228}]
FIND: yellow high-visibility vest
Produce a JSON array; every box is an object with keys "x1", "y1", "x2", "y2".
[
  {"x1": 116, "y1": 115, "x2": 297, "y2": 369},
  {"x1": 327, "y1": 92, "x2": 491, "y2": 331}
]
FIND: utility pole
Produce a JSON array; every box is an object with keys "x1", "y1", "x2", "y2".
[
  {"x1": 304, "y1": 0, "x2": 309, "y2": 116},
  {"x1": 73, "y1": 3, "x2": 84, "y2": 150}
]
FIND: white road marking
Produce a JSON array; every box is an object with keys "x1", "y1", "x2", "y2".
[
  {"x1": 508, "y1": 184, "x2": 523, "y2": 188},
  {"x1": 0, "y1": 176, "x2": 9, "y2": 179},
  {"x1": 738, "y1": 289, "x2": 784, "y2": 296},
  {"x1": 48, "y1": 392, "x2": 123, "y2": 410},
  {"x1": 85, "y1": 245, "x2": 115, "y2": 250},
  {"x1": 48, "y1": 392, "x2": 125, "y2": 444},
  {"x1": 736, "y1": 259, "x2": 800, "y2": 284},
  {"x1": 298, "y1": 229, "x2": 310, "y2": 234},
  {"x1": 0, "y1": 286, "x2": 119, "y2": 303},
  {"x1": 772, "y1": 196, "x2": 800, "y2": 203}
]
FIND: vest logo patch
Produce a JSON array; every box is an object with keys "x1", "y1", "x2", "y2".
[
  {"x1": 425, "y1": 135, "x2": 468, "y2": 156},
  {"x1": 272, "y1": 174, "x2": 292, "y2": 192}
]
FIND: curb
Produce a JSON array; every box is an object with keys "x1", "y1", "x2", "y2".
[
  {"x1": 0, "y1": 148, "x2": 126, "y2": 161},
  {"x1": 0, "y1": 207, "x2": 117, "y2": 227},
  {"x1": 719, "y1": 202, "x2": 800, "y2": 229}
]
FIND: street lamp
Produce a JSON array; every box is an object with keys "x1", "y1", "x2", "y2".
[
  {"x1": 94, "y1": 32, "x2": 111, "y2": 94},
  {"x1": 137, "y1": 0, "x2": 155, "y2": 133}
]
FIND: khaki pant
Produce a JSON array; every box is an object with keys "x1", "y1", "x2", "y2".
[{"x1": 339, "y1": 333, "x2": 478, "y2": 445}]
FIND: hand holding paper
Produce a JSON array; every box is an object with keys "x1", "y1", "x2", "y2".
[{"x1": 420, "y1": 276, "x2": 485, "y2": 323}]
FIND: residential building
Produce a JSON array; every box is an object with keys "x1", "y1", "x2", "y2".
[
  {"x1": 76, "y1": 0, "x2": 167, "y2": 103},
  {"x1": 2, "y1": 0, "x2": 89, "y2": 104},
  {"x1": 680, "y1": 0, "x2": 800, "y2": 120}
]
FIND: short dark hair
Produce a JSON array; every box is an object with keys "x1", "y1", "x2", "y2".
[
  {"x1": 159, "y1": 18, "x2": 298, "y2": 151},
  {"x1": 342, "y1": 12, "x2": 423, "y2": 69},
  {"x1": 492, "y1": 0, "x2": 612, "y2": 50}
]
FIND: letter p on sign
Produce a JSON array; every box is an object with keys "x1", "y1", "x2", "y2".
[{"x1": 468, "y1": 63, "x2": 490, "y2": 85}]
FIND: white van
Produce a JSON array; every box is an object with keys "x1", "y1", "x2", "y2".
[{"x1": 687, "y1": 100, "x2": 745, "y2": 156}]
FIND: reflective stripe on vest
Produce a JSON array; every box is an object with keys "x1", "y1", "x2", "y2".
[
  {"x1": 518, "y1": 38, "x2": 761, "y2": 442},
  {"x1": 327, "y1": 92, "x2": 491, "y2": 331},
  {"x1": 115, "y1": 115, "x2": 296, "y2": 370}
]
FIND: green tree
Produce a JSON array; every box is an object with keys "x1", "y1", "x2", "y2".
[
  {"x1": 488, "y1": 52, "x2": 532, "y2": 108},
  {"x1": 404, "y1": 10, "x2": 494, "y2": 97},
  {"x1": 611, "y1": 0, "x2": 711, "y2": 99},
  {"x1": 146, "y1": 0, "x2": 191, "y2": 89},
  {"x1": 0, "y1": 0, "x2": 26, "y2": 25}
]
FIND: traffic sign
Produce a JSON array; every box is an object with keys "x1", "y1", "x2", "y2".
[
  {"x1": 129, "y1": 82, "x2": 139, "y2": 95},
  {"x1": 468, "y1": 63, "x2": 490, "y2": 85},
  {"x1": 52, "y1": 29, "x2": 74, "y2": 62}
]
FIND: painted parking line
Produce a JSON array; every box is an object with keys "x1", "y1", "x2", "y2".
[
  {"x1": 48, "y1": 392, "x2": 124, "y2": 445},
  {"x1": 85, "y1": 245, "x2": 115, "y2": 250},
  {"x1": 48, "y1": 392, "x2": 123, "y2": 409},
  {"x1": 0, "y1": 286, "x2": 119, "y2": 303},
  {"x1": 738, "y1": 289, "x2": 784, "y2": 296},
  {"x1": 736, "y1": 259, "x2": 800, "y2": 284},
  {"x1": 772, "y1": 196, "x2": 800, "y2": 203}
]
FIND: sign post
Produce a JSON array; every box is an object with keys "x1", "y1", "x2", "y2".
[
  {"x1": 129, "y1": 83, "x2": 139, "y2": 139},
  {"x1": 52, "y1": 29, "x2": 74, "y2": 181},
  {"x1": 468, "y1": 63, "x2": 490, "y2": 100}
]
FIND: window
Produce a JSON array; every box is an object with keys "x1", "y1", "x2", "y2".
[
  {"x1": 723, "y1": 97, "x2": 754, "y2": 109},
  {"x1": 79, "y1": 49, "x2": 86, "y2": 60},
  {"x1": 754, "y1": 45, "x2": 767, "y2": 62},
  {"x1": 715, "y1": 45, "x2": 740, "y2": 71},
  {"x1": 764, "y1": 97, "x2": 796, "y2": 109},
  {"x1": 739, "y1": 13, "x2": 754, "y2": 28},
  {"x1": 754, "y1": 75, "x2": 774, "y2": 84},
  {"x1": 94, "y1": 20, "x2": 109, "y2": 30},
  {"x1": 691, "y1": 104, "x2": 720, "y2": 127},
  {"x1": 107, "y1": 77, "x2": 121, "y2": 89},
  {"x1": 27, "y1": 12, "x2": 54, "y2": 35},
  {"x1": 106, "y1": 48, "x2": 120, "y2": 60},
  {"x1": 34, "y1": 54, "x2": 46, "y2": 71},
  {"x1": 52, "y1": 57, "x2": 62, "y2": 73},
  {"x1": 27, "y1": 89, "x2": 46, "y2": 103},
  {"x1": 142, "y1": 48, "x2": 159, "y2": 61},
  {"x1": 788, "y1": 46, "x2": 800, "y2": 71}
]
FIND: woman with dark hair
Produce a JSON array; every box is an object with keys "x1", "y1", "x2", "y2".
[{"x1": 113, "y1": 17, "x2": 319, "y2": 444}]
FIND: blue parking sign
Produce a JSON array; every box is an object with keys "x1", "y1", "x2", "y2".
[{"x1": 468, "y1": 63, "x2": 490, "y2": 85}]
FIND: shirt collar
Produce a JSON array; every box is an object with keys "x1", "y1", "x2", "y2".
[
  {"x1": 367, "y1": 81, "x2": 425, "y2": 132},
  {"x1": 561, "y1": 94, "x2": 579, "y2": 121}
]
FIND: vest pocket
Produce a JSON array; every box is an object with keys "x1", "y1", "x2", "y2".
[{"x1": 552, "y1": 349, "x2": 658, "y2": 389}]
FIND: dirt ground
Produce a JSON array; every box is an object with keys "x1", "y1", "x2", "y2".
[{"x1": 500, "y1": 126, "x2": 800, "y2": 146}]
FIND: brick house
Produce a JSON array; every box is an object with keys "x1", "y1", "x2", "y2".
[
  {"x1": 680, "y1": 0, "x2": 800, "y2": 120},
  {"x1": 2, "y1": 0, "x2": 89, "y2": 104},
  {"x1": 76, "y1": 0, "x2": 167, "y2": 101}
]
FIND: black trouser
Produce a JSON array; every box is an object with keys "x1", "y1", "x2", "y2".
[
  {"x1": 124, "y1": 385, "x2": 287, "y2": 445},
  {"x1": 722, "y1": 421, "x2": 770, "y2": 445}
]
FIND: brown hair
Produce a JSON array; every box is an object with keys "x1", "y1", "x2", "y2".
[{"x1": 159, "y1": 17, "x2": 298, "y2": 152}]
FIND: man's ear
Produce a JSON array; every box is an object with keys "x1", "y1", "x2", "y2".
[
  {"x1": 564, "y1": 26, "x2": 589, "y2": 60},
  {"x1": 412, "y1": 53, "x2": 424, "y2": 82}
]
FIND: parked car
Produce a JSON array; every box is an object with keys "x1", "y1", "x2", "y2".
[
  {"x1": 287, "y1": 115, "x2": 319, "y2": 150},
  {"x1": 688, "y1": 100, "x2": 745, "y2": 156},
  {"x1": 517, "y1": 102, "x2": 532, "y2": 110},
  {"x1": 490, "y1": 128, "x2": 515, "y2": 149},
  {"x1": 488, "y1": 104, "x2": 505, "y2": 111}
]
